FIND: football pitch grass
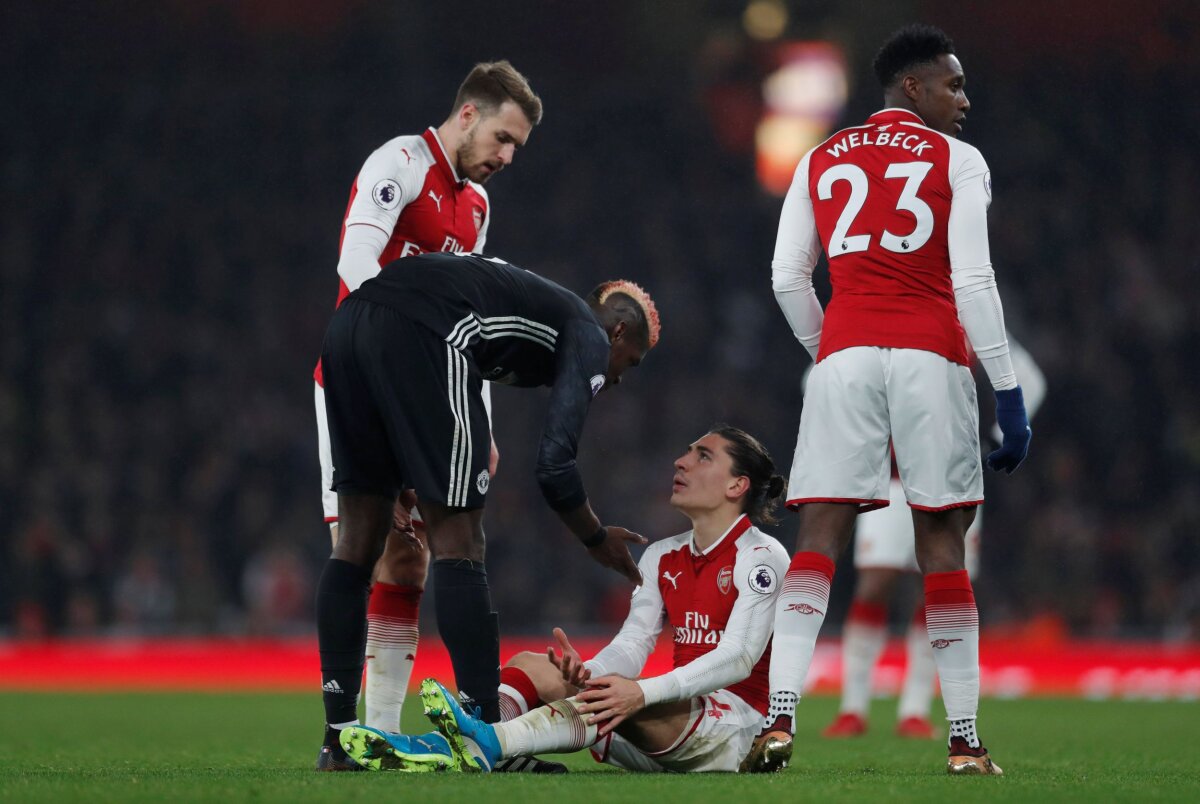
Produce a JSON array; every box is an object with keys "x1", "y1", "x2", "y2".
[{"x1": 5, "y1": 693, "x2": 1199, "y2": 803}]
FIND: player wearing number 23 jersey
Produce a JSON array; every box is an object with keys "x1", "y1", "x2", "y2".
[
  {"x1": 746, "y1": 26, "x2": 1028, "y2": 778},
  {"x1": 773, "y1": 99, "x2": 1013, "y2": 510}
]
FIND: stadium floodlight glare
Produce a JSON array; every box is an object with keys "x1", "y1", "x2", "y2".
[
  {"x1": 756, "y1": 42, "x2": 848, "y2": 195},
  {"x1": 743, "y1": 0, "x2": 788, "y2": 41}
]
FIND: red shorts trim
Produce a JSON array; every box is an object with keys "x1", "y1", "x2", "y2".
[
  {"x1": 590, "y1": 732, "x2": 614, "y2": 763},
  {"x1": 324, "y1": 516, "x2": 338, "y2": 524},
  {"x1": 786, "y1": 497, "x2": 889, "y2": 513},
  {"x1": 909, "y1": 499, "x2": 983, "y2": 512}
]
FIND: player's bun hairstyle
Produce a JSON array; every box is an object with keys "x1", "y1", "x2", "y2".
[
  {"x1": 588, "y1": 280, "x2": 661, "y2": 349},
  {"x1": 872, "y1": 24, "x2": 956, "y2": 89},
  {"x1": 454, "y1": 60, "x2": 544, "y2": 126},
  {"x1": 708, "y1": 424, "x2": 787, "y2": 526}
]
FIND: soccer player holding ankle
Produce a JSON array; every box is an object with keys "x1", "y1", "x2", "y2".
[
  {"x1": 312, "y1": 62, "x2": 541, "y2": 770},
  {"x1": 742, "y1": 24, "x2": 1031, "y2": 776},
  {"x1": 338, "y1": 426, "x2": 790, "y2": 773}
]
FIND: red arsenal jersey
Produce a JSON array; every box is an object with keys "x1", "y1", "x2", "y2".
[
  {"x1": 783, "y1": 108, "x2": 994, "y2": 366},
  {"x1": 314, "y1": 129, "x2": 490, "y2": 385},
  {"x1": 584, "y1": 515, "x2": 790, "y2": 715}
]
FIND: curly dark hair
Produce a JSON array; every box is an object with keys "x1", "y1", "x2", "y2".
[
  {"x1": 872, "y1": 24, "x2": 956, "y2": 89},
  {"x1": 708, "y1": 425, "x2": 787, "y2": 526}
]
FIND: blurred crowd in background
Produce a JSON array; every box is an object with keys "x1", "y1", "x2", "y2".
[{"x1": 3, "y1": 0, "x2": 1198, "y2": 642}]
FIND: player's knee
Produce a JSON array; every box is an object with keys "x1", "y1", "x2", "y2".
[
  {"x1": 506, "y1": 650, "x2": 548, "y2": 673},
  {"x1": 375, "y1": 549, "x2": 430, "y2": 588}
]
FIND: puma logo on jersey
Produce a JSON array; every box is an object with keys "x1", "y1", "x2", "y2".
[
  {"x1": 428, "y1": 190, "x2": 443, "y2": 211},
  {"x1": 662, "y1": 570, "x2": 682, "y2": 590},
  {"x1": 400, "y1": 148, "x2": 413, "y2": 164}
]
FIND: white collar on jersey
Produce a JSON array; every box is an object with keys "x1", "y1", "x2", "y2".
[
  {"x1": 870, "y1": 107, "x2": 926, "y2": 127},
  {"x1": 426, "y1": 126, "x2": 466, "y2": 186},
  {"x1": 690, "y1": 514, "x2": 750, "y2": 556}
]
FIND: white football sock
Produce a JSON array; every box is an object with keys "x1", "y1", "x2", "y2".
[
  {"x1": 898, "y1": 611, "x2": 937, "y2": 720},
  {"x1": 363, "y1": 584, "x2": 421, "y2": 732},
  {"x1": 492, "y1": 698, "x2": 599, "y2": 759},
  {"x1": 768, "y1": 552, "x2": 836, "y2": 721},
  {"x1": 839, "y1": 602, "x2": 888, "y2": 716},
  {"x1": 925, "y1": 571, "x2": 981, "y2": 747}
]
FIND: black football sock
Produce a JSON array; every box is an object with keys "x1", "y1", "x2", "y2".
[
  {"x1": 432, "y1": 559, "x2": 501, "y2": 723},
  {"x1": 317, "y1": 558, "x2": 372, "y2": 730}
]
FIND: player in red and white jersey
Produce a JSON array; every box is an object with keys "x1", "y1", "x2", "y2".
[
  {"x1": 314, "y1": 61, "x2": 542, "y2": 770},
  {"x1": 336, "y1": 426, "x2": 790, "y2": 774},
  {"x1": 823, "y1": 337, "x2": 1045, "y2": 741},
  {"x1": 743, "y1": 26, "x2": 1031, "y2": 777}
]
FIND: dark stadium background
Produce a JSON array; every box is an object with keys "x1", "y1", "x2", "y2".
[{"x1": 3, "y1": 0, "x2": 1198, "y2": 660}]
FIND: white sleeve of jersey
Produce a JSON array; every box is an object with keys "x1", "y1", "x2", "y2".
[
  {"x1": 771, "y1": 152, "x2": 824, "y2": 361},
  {"x1": 343, "y1": 138, "x2": 425, "y2": 231},
  {"x1": 636, "y1": 537, "x2": 789, "y2": 707},
  {"x1": 583, "y1": 547, "x2": 666, "y2": 680},
  {"x1": 989, "y1": 334, "x2": 1046, "y2": 440},
  {"x1": 948, "y1": 143, "x2": 1017, "y2": 391},
  {"x1": 336, "y1": 221, "x2": 392, "y2": 292}
]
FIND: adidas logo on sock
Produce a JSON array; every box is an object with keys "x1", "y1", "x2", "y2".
[{"x1": 322, "y1": 680, "x2": 343, "y2": 694}]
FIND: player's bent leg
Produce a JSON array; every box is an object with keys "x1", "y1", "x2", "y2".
[
  {"x1": 339, "y1": 725, "x2": 456, "y2": 772},
  {"x1": 490, "y1": 654, "x2": 571, "y2": 773},
  {"x1": 364, "y1": 523, "x2": 429, "y2": 732},
  {"x1": 610, "y1": 698, "x2": 694, "y2": 755},
  {"x1": 316, "y1": 492, "x2": 393, "y2": 770},
  {"x1": 502, "y1": 651, "x2": 576, "y2": 715}
]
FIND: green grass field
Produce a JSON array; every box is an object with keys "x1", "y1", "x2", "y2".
[{"x1": 5, "y1": 693, "x2": 1199, "y2": 803}]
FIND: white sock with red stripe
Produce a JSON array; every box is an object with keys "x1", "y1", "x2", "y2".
[
  {"x1": 840, "y1": 600, "x2": 887, "y2": 716},
  {"x1": 767, "y1": 552, "x2": 836, "y2": 725},
  {"x1": 498, "y1": 666, "x2": 541, "y2": 722},
  {"x1": 924, "y1": 570, "x2": 981, "y2": 748},
  {"x1": 898, "y1": 605, "x2": 937, "y2": 720},
  {"x1": 492, "y1": 697, "x2": 598, "y2": 758},
  {"x1": 364, "y1": 582, "x2": 421, "y2": 732}
]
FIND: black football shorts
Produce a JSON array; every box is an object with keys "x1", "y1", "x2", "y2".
[{"x1": 320, "y1": 298, "x2": 491, "y2": 509}]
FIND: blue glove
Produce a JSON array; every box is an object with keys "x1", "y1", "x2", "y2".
[{"x1": 986, "y1": 386, "x2": 1031, "y2": 474}]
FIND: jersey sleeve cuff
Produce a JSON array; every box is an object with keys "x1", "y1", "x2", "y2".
[{"x1": 637, "y1": 674, "x2": 681, "y2": 707}]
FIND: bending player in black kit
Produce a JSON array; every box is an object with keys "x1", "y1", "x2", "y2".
[{"x1": 314, "y1": 251, "x2": 660, "y2": 767}]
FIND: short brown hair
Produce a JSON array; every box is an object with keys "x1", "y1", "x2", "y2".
[{"x1": 453, "y1": 60, "x2": 543, "y2": 126}]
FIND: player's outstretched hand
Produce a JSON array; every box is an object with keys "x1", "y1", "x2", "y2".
[
  {"x1": 576, "y1": 675, "x2": 646, "y2": 736},
  {"x1": 986, "y1": 386, "x2": 1031, "y2": 474},
  {"x1": 587, "y1": 526, "x2": 647, "y2": 585},
  {"x1": 547, "y1": 627, "x2": 590, "y2": 688}
]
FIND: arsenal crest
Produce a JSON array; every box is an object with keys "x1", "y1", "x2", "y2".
[
  {"x1": 717, "y1": 566, "x2": 733, "y2": 595},
  {"x1": 473, "y1": 206, "x2": 484, "y2": 233}
]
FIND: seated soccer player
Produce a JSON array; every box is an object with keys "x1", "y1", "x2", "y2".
[{"x1": 339, "y1": 425, "x2": 791, "y2": 773}]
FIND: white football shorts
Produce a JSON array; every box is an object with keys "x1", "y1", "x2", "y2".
[
  {"x1": 854, "y1": 479, "x2": 982, "y2": 576},
  {"x1": 787, "y1": 347, "x2": 983, "y2": 511},
  {"x1": 589, "y1": 688, "x2": 760, "y2": 773},
  {"x1": 315, "y1": 380, "x2": 423, "y2": 525}
]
